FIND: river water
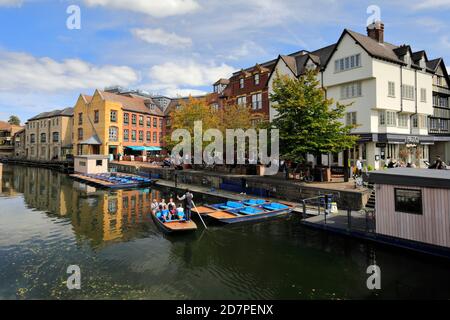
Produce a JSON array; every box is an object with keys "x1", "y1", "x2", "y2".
[{"x1": 0, "y1": 164, "x2": 449, "y2": 300}]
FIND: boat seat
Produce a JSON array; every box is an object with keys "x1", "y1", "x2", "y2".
[
  {"x1": 239, "y1": 207, "x2": 264, "y2": 215},
  {"x1": 263, "y1": 203, "x2": 289, "y2": 211},
  {"x1": 244, "y1": 199, "x2": 266, "y2": 206}
]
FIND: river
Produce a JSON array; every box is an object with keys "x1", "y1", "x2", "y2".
[{"x1": 0, "y1": 164, "x2": 449, "y2": 299}]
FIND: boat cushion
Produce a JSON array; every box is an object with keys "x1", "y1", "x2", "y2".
[
  {"x1": 239, "y1": 207, "x2": 264, "y2": 215},
  {"x1": 263, "y1": 203, "x2": 289, "y2": 211},
  {"x1": 244, "y1": 199, "x2": 266, "y2": 206}
]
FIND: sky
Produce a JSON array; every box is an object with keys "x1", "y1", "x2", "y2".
[{"x1": 0, "y1": 0, "x2": 450, "y2": 123}]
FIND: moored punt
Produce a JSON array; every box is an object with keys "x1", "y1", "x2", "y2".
[
  {"x1": 70, "y1": 173, "x2": 155, "y2": 189},
  {"x1": 200, "y1": 201, "x2": 294, "y2": 224},
  {"x1": 151, "y1": 210, "x2": 198, "y2": 233}
]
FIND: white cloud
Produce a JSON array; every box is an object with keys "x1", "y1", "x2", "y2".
[
  {"x1": 0, "y1": 50, "x2": 139, "y2": 92},
  {"x1": 413, "y1": 0, "x2": 450, "y2": 10},
  {"x1": 416, "y1": 17, "x2": 446, "y2": 32},
  {"x1": 221, "y1": 41, "x2": 267, "y2": 60},
  {"x1": 83, "y1": 0, "x2": 200, "y2": 18},
  {"x1": 149, "y1": 60, "x2": 234, "y2": 87},
  {"x1": 131, "y1": 28, "x2": 192, "y2": 48},
  {"x1": 0, "y1": 0, "x2": 23, "y2": 7}
]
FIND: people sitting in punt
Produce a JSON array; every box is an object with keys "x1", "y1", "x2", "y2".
[{"x1": 152, "y1": 198, "x2": 186, "y2": 223}]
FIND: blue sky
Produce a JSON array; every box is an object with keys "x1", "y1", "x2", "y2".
[{"x1": 0, "y1": 0, "x2": 450, "y2": 123}]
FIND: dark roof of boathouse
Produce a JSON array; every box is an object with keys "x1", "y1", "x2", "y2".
[{"x1": 369, "y1": 168, "x2": 450, "y2": 189}]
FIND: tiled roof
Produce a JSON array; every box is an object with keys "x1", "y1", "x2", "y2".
[
  {"x1": 99, "y1": 91, "x2": 163, "y2": 116},
  {"x1": 0, "y1": 121, "x2": 23, "y2": 132},
  {"x1": 28, "y1": 107, "x2": 74, "y2": 121}
]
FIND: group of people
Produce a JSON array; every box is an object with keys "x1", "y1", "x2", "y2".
[
  {"x1": 151, "y1": 190, "x2": 194, "y2": 223},
  {"x1": 384, "y1": 156, "x2": 447, "y2": 169}
]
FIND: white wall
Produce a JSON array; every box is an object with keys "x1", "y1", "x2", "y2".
[{"x1": 268, "y1": 58, "x2": 297, "y2": 121}]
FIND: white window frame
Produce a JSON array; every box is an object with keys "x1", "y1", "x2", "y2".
[{"x1": 388, "y1": 81, "x2": 395, "y2": 97}]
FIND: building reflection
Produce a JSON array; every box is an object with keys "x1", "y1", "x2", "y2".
[{"x1": 1, "y1": 165, "x2": 162, "y2": 247}]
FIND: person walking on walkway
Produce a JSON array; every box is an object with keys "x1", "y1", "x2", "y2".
[{"x1": 177, "y1": 189, "x2": 194, "y2": 221}]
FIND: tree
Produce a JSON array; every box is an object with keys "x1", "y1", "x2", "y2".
[
  {"x1": 217, "y1": 103, "x2": 252, "y2": 132},
  {"x1": 165, "y1": 96, "x2": 220, "y2": 152},
  {"x1": 269, "y1": 70, "x2": 358, "y2": 165},
  {"x1": 8, "y1": 115, "x2": 21, "y2": 126}
]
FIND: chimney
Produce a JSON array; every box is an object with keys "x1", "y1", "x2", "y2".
[{"x1": 367, "y1": 21, "x2": 384, "y2": 43}]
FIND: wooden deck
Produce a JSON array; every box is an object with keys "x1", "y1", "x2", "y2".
[
  {"x1": 162, "y1": 220, "x2": 198, "y2": 231},
  {"x1": 207, "y1": 211, "x2": 237, "y2": 220},
  {"x1": 70, "y1": 173, "x2": 152, "y2": 189}
]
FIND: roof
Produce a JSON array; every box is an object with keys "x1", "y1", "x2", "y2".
[
  {"x1": 28, "y1": 107, "x2": 74, "y2": 121},
  {"x1": 164, "y1": 95, "x2": 208, "y2": 116},
  {"x1": 0, "y1": 121, "x2": 23, "y2": 132},
  {"x1": 369, "y1": 168, "x2": 450, "y2": 189},
  {"x1": 78, "y1": 134, "x2": 102, "y2": 145},
  {"x1": 99, "y1": 91, "x2": 163, "y2": 116},
  {"x1": 214, "y1": 79, "x2": 230, "y2": 85}
]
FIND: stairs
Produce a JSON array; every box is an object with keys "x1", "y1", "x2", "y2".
[{"x1": 365, "y1": 183, "x2": 376, "y2": 209}]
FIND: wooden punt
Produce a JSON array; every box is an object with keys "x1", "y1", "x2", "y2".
[
  {"x1": 204, "y1": 203, "x2": 294, "y2": 225},
  {"x1": 151, "y1": 210, "x2": 198, "y2": 233}
]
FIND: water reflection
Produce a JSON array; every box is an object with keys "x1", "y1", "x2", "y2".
[{"x1": 1, "y1": 164, "x2": 449, "y2": 300}]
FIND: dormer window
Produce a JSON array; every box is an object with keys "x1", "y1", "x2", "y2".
[{"x1": 214, "y1": 85, "x2": 219, "y2": 93}]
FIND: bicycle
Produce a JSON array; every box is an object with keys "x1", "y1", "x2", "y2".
[{"x1": 299, "y1": 168, "x2": 314, "y2": 182}]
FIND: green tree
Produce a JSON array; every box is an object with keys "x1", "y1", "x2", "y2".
[
  {"x1": 8, "y1": 115, "x2": 21, "y2": 126},
  {"x1": 269, "y1": 70, "x2": 358, "y2": 164}
]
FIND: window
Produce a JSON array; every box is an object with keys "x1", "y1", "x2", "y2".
[
  {"x1": 132, "y1": 114, "x2": 137, "y2": 125},
  {"x1": 237, "y1": 96, "x2": 247, "y2": 106},
  {"x1": 139, "y1": 130, "x2": 144, "y2": 142},
  {"x1": 394, "y1": 188, "x2": 422, "y2": 215},
  {"x1": 110, "y1": 110, "x2": 117, "y2": 122},
  {"x1": 153, "y1": 132, "x2": 157, "y2": 143},
  {"x1": 402, "y1": 85, "x2": 415, "y2": 100},
  {"x1": 40, "y1": 133, "x2": 46, "y2": 143},
  {"x1": 340, "y1": 82, "x2": 362, "y2": 99},
  {"x1": 346, "y1": 112, "x2": 357, "y2": 126},
  {"x1": 398, "y1": 114, "x2": 408, "y2": 128},
  {"x1": 254, "y1": 74, "x2": 260, "y2": 85},
  {"x1": 252, "y1": 93, "x2": 262, "y2": 110},
  {"x1": 386, "y1": 111, "x2": 397, "y2": 126},
  {"x1": 30, "y1": 134, "x2": 36, "y2": 144},
  {"x1": 388, "y1": 81, "x2": 395, "y2": 97},
  {"x1": 146, "y1": 131, "x2": 151, "y2": 142},
  {"x1": 124, "y1": 113, "x2": 129, "y2": 124},
  {"x1": 412, "y1": 115, "x2": 418, "y2": 128},
  {"x1": 78, "y1": 113, "x2": 83, "y2": 125},
  {"x1": 79, "y1": 161, "x2": 86, "y2": 167},
  {"x1": 160, "y1": 119, "x2": 163, "y2": 128},
  {"x1": 94, "y1": 110, "x2": 99, "y2": 123},
  {"x1": 335, "y1": 54, "x2": 361, "y2": 72},
  {"x1": 139, "y1": 115, "x2": 144, "y2": 126},
  {"x1": 96, "y1": 160, "x2": 103, "y2": 167},
  {"x1": 420, "y1": 88, "x2": 427, "y2": 103},
  {"x1": 109, "y1": 126, "x2": 118, "y2": 142},
  {"x1": 239, "y1": 78, "x2": 245, "y2": 89},
  {"x1": 78, "y1": 128, "x2": 83, "y2": 140},
  {"x1": 147, "y1": 117, "x2": 151, "y2": 128},
  {"x1": 52, "y1": 132, "x2": 59, "y2": 143},
  {"x1": 153, "y1": 118, "x2": 158, "y2": 128},
  {"x1": 131, "y1": 130, "x2": 136, "y2": 142},
  {"x1": 124, "y1": 129, "x2": 129, "y2": 141}
]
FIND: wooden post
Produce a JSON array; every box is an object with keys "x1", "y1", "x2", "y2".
[
  {"x1": 347, "y1": 208, "x2": 352, "y2": 232},
  {"x1": 344, "y1": 149, "x2": 350, "y2": 182}
]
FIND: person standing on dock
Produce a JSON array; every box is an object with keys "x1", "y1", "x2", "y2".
[{"x1": 177, "y1": 189, "x2": 193, "y2": 221}]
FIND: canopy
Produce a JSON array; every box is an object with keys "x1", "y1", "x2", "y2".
[{"x1": 125, "y1": 146, "x2": 162, "y2": 152}]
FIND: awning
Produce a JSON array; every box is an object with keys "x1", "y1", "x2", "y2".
[
  {"x1": 79, "y1": 135, "x2": 102, "y2": 145},
  {"x1": 125, "y1": 146, "x2": 163, "y2": 152}
]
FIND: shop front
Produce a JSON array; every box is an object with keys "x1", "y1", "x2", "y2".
[{"x1": 351, "y1": 134, "x2": 434, "y2": 169}]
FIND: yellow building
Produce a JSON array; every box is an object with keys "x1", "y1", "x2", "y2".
[{"x1": 73, "y1": 89, "x2": 164, "y2": 157}]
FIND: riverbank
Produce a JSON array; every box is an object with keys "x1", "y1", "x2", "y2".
[{"x1": 110, "y1": 161, "x2": 370, "y2": 210}]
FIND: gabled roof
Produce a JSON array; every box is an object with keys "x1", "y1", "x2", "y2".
[
  {"x1": 0, "y1": 121, "x2": 23, "y2": 132},
  {"x1": 280, "y1": 55, "x2": 298, "y2": 75}
]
